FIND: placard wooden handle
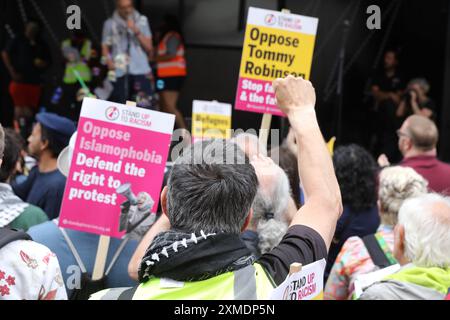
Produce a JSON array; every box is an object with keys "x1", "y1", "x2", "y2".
[
  {"x1": 92, "y1": 99, "x2": 137, "y2": 280},
  {"x1": 289, "y1": 262, "x2": 302, "y2": 276},
  {"x1": 258, "y1": 9, "x2": 291, "y2": 151},
  {"x1": 92, "y1": 235, "x2": 111, "y2": 280},
  {"x1": 259, "y1": 113, "x2": 272, "y2": 150}
]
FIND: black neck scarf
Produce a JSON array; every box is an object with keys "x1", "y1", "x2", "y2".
[{"x1": 138, "y1": 229, "x2": 256, "y2": 283}]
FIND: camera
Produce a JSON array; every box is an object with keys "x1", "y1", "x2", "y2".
[{"x1": 402, "y1": 89, "x2": 417, "y2": 102}]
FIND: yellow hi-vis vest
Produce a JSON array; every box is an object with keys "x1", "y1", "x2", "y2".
[
  {"x1": 91, "y1": 263, "x2": 275, "y2": 300},
  {"x1": 63, "y1": 62, "x2": 92, "y2": 84},
  {"x1": 62, "y1": 39, "x2": 92, "y2": 84}
]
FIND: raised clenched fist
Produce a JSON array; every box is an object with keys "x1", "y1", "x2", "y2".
[{"x1": 272, "y1": 75, "x2": 316, "y2": 117}]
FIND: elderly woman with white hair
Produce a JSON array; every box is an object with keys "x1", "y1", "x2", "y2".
[
  {"x1": 324, "y1": 166, "x2": 428, "y2": 300},
  {"x1": 360, "y1": 193, "x2": 450, "y2": 300},
  {"x1": 241, "y1": 154, "x2": 292, "y2": 256},
  {"x1": 231, "y1": 134, "x2": 298, "y2": 256}
]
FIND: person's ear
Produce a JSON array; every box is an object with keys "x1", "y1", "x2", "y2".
[
  {"x1": 406, "y1": 138, "x2": 413, "y2": 151},
  {"x1": 377, "y1": 200, "x2": 382, "y2": 216},
  {"x1": 241, "y1": 208, "x2": 253, "y2": 232},
  {"x1": 41, "y1": 139, "x2": 49, "y2": 151},
  {"x1": 160, "y1": 186, "x2": 168, "y2": 218},
  {"x1": 394, "y1": 224, "x2": 406, "y2": 265}
]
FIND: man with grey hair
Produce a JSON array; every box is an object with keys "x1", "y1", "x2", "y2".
[
  {"x1": 241, "y1": 154, "x2": 291, "y2": 256},
  {"x1": 95, "y1": 76, "x2": 342, "y2": 299},
  {"x1": 360, "y1": 193, "x2": 450, "y2": 300}
]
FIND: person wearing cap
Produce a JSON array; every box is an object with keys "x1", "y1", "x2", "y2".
[{"x1": 12, "y1": 113, "x2": 76, "y2": 219}]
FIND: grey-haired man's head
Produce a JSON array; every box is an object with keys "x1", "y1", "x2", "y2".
[{"x1": 162, "y1": 140, "x2": 258, "y2": 234}]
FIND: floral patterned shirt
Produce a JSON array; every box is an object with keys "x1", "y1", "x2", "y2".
[
  {"x1": 324, "y1": 225, "x2": 394, "y2": 300},
  {"x1": 0, "y1": 240, "x2": 67, "y2": 300}
]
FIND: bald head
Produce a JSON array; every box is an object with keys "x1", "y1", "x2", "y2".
[{"x1": 403, "y1": 115, "x2": 438, "y2": 152}]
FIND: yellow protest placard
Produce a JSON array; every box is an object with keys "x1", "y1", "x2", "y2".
[
  {"x1": 191, "y1": 100, "x2": 232, "y2": 142},
  {"x1": 235, "y1": 7, "x2": 318, "y2": 116}
]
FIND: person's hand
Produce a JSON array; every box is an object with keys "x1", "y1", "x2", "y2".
[
  {"x1": 127, "y1": 18, "x2": 139, "y2": 35},
  {"x1": 272, "y1": 75, "x2": 316, "y2": 117},
  {"x1": 377, "y1": 154, "x2": 391, "y2": 167},
  {"x1": 136, "y1": 192, "x2": 154, "y2": 212},
  {"x1": 106, "y1": 58, "x2": 115, "y2": 71},
  {"x1": 76, "y1": 88, "x2": 91, "y2": 102}
]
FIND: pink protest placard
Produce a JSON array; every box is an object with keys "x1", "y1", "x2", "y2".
[{"x1": 59, "y1": 98, "x2": 175, "y2": 238}]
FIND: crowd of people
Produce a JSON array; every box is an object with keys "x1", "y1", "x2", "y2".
[
  {"x1": 1, "y1": 0, "x2": 188, "y2": 139},
  {"x1": 0, "y1": 74, "x2": 449, "y2": 300},
  {"x1": 0, "y1": 0, "x2": 450, "y2": 301}
]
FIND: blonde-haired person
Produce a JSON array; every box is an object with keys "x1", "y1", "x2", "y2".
[{"x1": 324, "y1": 166, "x2": 428, "y2": 300}]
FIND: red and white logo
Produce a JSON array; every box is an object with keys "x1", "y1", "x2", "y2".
[
  {"x1": 265, "y1": 14, "x2": 276, "y2": 25},
  {"x1": 105, "y1": 106, "x2": 120, "y2": 121}
]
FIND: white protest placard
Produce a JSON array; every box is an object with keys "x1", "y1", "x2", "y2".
[{"x1": 270, "y1": 258, "x2": 326, "y2": 300}]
